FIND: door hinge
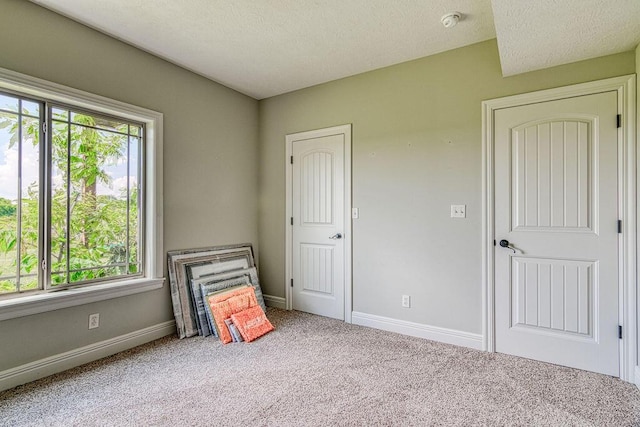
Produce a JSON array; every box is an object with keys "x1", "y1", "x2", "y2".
[
  {"x1": 290, "y1": 156, "x2": 293, "y2": 164},
  {"x1": 616, "y1": 114, "x2": 621, "y2": 128},
  {"x1": 290, "y1": 278, "x2": 293, "y2": 288},
  {"x1": 618, "y1": 220, "x2": 622, "y2": 234},
  {"x1": 41, "y1": 259, "x2": 46, "y2": 271},
  {"x1": 619, "y1": 325, "x2": 623, "y2": 339},
  {"x1": 290, "y1": 217, "x2": 293, "y2": 225}
]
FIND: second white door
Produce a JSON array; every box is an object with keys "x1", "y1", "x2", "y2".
[
  {"x1": 291, "y1": 128, "x2": 347, "y2": 320},
  {"x1": 494, "y1": 91, "x2": 619, "y2": 376}
]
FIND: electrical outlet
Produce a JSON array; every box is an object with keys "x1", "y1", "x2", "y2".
[
  {"x1": 88, "y1": 313, "x2": 100, "y2": 329},
  {"x1": 402, "y1": 295, "x2": 411, "y2": 308},
  {"x1": 450, "y1": 204, "x2": 466, "y2": 218}
]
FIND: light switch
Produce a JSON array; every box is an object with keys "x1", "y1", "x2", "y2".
[
  {"x1": 450, "y1": 204, "x2": 466, "y2": 218},
  {"x1": 352, "y1": 208, "x2": 359, "y2": 219}
]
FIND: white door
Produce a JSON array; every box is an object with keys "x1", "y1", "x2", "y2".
[
  {"x1": 494, "y1": 91, "x2": 619, "y2": 376},
  {"x1": 291, "y1": 131, "x2": 345, "y2": 319}
]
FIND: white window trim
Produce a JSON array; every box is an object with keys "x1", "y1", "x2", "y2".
[{"x1": 0, "y1": 67, "x2": 164, "y2": 320}]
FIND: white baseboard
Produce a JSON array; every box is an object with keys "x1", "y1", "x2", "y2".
[
  {"x1": 352, "y1": 311, "x2": 483, "y2": 350},
  {"x1": 263, "y1": 294, "x2": 286, "y2": 309},
  {"x1": 0, "y1": 320, "x2": 176, "y2": 392},
  {"x1": 635, "y1": 366, "x2": 640, "y2": 391}
]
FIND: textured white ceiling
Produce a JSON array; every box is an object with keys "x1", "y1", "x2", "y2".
[
  {"x1": 492, "y1": 0, "x2": 640, "y2": 76},
  {"x1": 29, "y1": 0, "x2": 496, "y2": 99},
  {"x1": 28, "y1": 0, "x2": 640, "y2": 99}
]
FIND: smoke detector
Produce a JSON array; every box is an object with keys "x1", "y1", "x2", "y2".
[{"x1": 441, "y1": 12, "x2": 461, "y2": 28}]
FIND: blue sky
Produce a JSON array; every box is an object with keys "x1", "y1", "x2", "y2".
[
  {"x1": 1, "y1": 92, "x2": 139, "y2": 202},
  {"x1": 0, "y1": 126, "x2": 138, "y2": 202}
]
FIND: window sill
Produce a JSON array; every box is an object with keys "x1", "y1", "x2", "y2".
[{"x1": 0, "y1": 278, "x2": 165, "y2": 321}]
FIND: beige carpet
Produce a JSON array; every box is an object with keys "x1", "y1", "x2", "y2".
[{"x1": 1, "y1": 308, "x2": 639, "y2": 426}]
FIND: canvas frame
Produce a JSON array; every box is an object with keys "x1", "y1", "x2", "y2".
[
  {"x1": 200, "y1": 279, "x2": 252, "y2": 337},
  {"x1": 194, "y1": 266, "x2": 265, "y2": 310},
  {"x1": 167, "y1": 244, "x2": 255, "y2": 338},
  {"x1": 191, "y1": 273, "x2": 251, "y2": 336}
]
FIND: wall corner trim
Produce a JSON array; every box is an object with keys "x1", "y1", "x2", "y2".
[
  {"x1": 263, "y1": 294, "x2": 286, "y2": 309},
  {"x1": 351, "y1": 311, "x2": 483, "y2": 350},
  {"x1": 0, "y1": 320, "x2": 176, "y2": 392}
]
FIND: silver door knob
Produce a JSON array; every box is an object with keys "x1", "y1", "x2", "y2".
[{"x1": 329, "y1": 233, "x2": 343, "y2": 240}]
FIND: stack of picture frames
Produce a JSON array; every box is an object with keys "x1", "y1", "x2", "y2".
[{"x1": 167, "y1": 243, "x2": 266, "y2": 339}]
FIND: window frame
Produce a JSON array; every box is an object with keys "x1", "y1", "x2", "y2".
[
  {"x1": 44, "y1": 102, "x2": 146, "y2": 289},
  {"x1": 0, "y1": 67, "x2": 164, "y2": 321},
  {"x1": 0, "y1": 90, "x2": 45, "y2": 293}
]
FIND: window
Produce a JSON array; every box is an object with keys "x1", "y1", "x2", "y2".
[
  {"x1": 0, "y1": 67, "x2": 162, "y2": 316},
  {"x1": 0, "y1": 94, "x2": 144, "y2": 294}
]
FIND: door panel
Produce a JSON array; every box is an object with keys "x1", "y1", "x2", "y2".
[
  {"x1": 301, "y1": 151, "x2": 333, "y2": 224},
  {"x1": 512, "y1": 119, "x2": 593, "y2": 231},
  {"x1": 300, "y1": 244, "x2": 334, "y2": 294},
  {"x1": 292, "y1": 134, "x2": 344, "y2": 319},
  {"x1": 494, "y1": 91, "x2": 618, "y2": 376},
  {"x1": 511, "y1": 257, "x2": 594, "y2": 338}
]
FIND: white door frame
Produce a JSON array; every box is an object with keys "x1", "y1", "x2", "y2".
[
  {"x1": 482, "y1": 75, "x2": 637, "y2": 382},
  {"x1": 285, "y1": 124, "x2": 353, "y2": 323}
]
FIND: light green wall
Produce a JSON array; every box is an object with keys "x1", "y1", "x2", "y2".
[
  {"x1": 0, "y1": 0, "x2": 258, "y2": 371},
  {"x1": 258, "y1": 39, "x2": 635, "y2": 334}
]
